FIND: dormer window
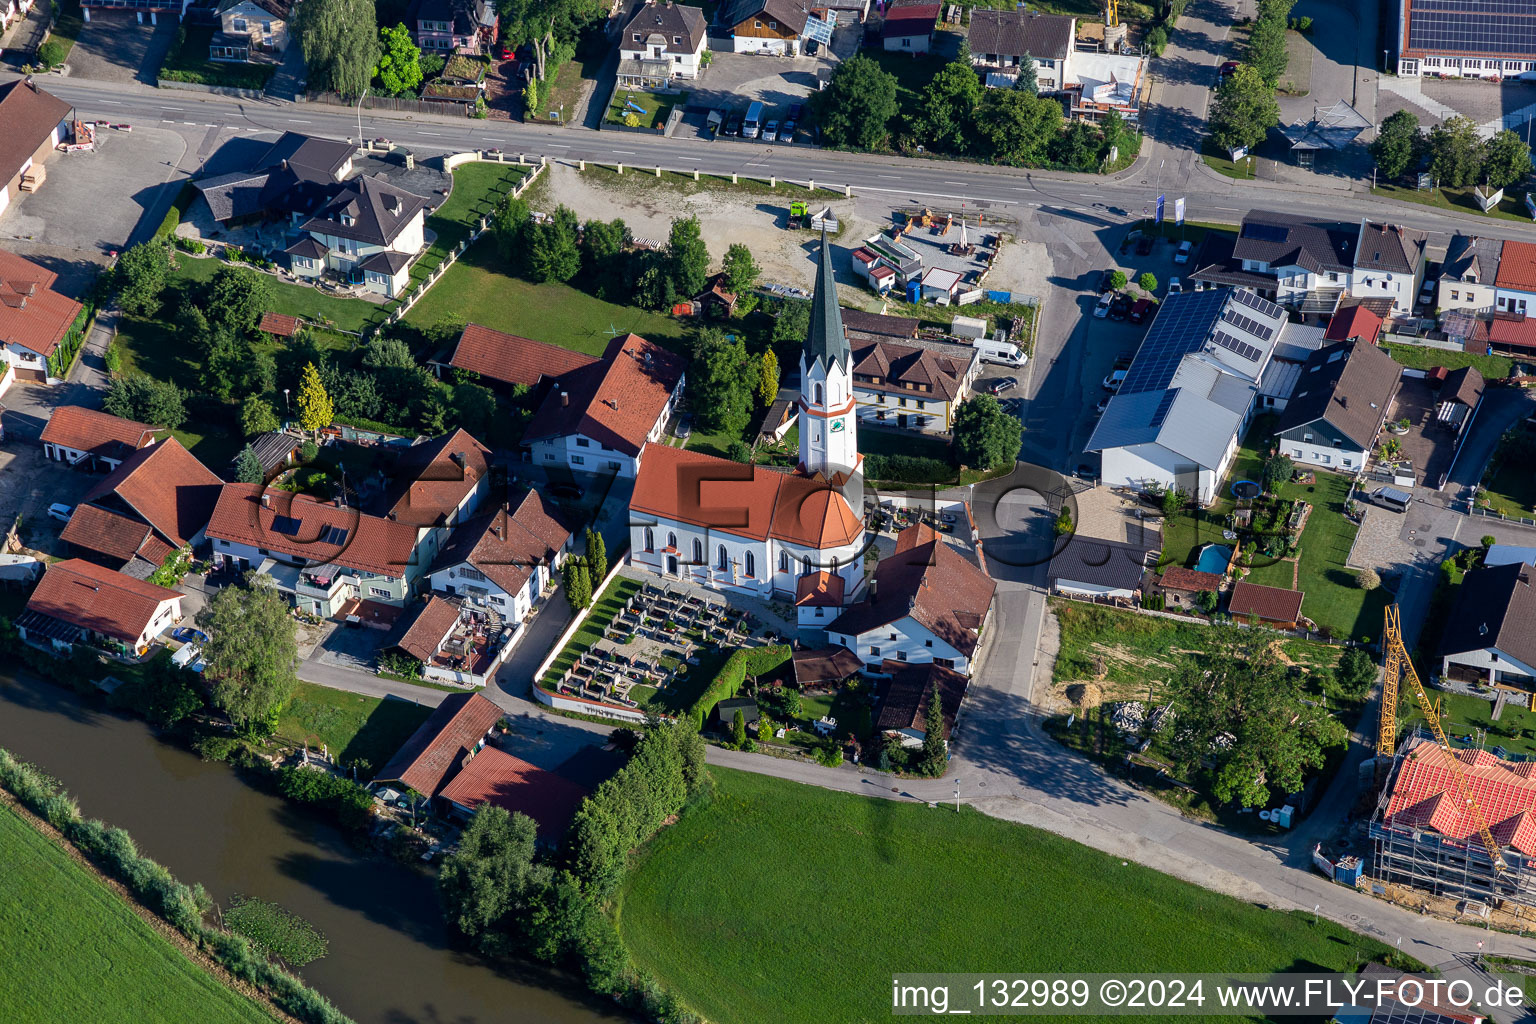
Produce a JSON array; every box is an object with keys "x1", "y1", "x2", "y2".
[
  {"x1": 341, "y1": 212, "x2": 354, "y2": 226},
  {"x1": 674, "y1": 35, "x2": 681, "y2": 43}
]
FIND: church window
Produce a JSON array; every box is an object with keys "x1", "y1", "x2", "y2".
[
  {"x1": 815, "y1": 383, "x2": 823, "y2": 404},
  {"x1": 745, "y1": 552, "x2": 756, "y2": 577},
  {"x1": 668, "y1": 532, "x2": 677, "y2": 550},
  {"x1": 644, "y1": 528, "x2": 654, "y2": 552},
  {"x1": 718, "y1": 545, "x2": 729, "y2": 570},
  {"x1": 779, "y1": 550, "x2": 789, "y2": 573},
  {"x1": 693, "y1": 538, "x2": 703, "y2": 563},
  {"x1": 802, "y1": 557, "x2": 812, "y2": 575}
]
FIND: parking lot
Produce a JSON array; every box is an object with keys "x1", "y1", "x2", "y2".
[
  {"x1": 676, "y1": 47, "x2": 827, "y2": 144},
  {"x1": 0, "y1": 428, "x2": 112, "y2": 557},
  {"x1": 0, "y1": 124, "x2": 187, "y2": 257},
  {"x1": 66, "y1": 12, "x2": 178, "y2": 86}
]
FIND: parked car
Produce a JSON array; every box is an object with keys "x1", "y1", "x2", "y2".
[
  {"x1": 1075, "y1": 461, "x2": 1098, "y2": 480},
  {"x1": 1168, "y1": 277, "x2": 1183, "y2": 294},
  {"x1": 675, "y1": 414, "x2": 694, "y2": 440},
  {"x1": 547, "y1": 482, "x2": 585, "y2": 501},
  {"x1": 46, "y1": 503, "x2": 72, "y2": 523},
  {"x1": 1217, "y1": 60, "x2": 1240, "y2": 82},
  {"x1": 1096, "y1": 393, "x2": 1112, "y2": 414},
  {"x1": 763, "y1": 120, "x2": 779, "y2": 142},
  {"x1": 781, "y1": 119, "x2": 797, "y2": 142},
  {"x1": 1109, "y1": 293, "x2": 1134, "y2": 320},
  {"x1": 1418, "y1": 283, "x2": 1436, "y2": 306},
  {"x1": 725, "y1": 115, "x2": 742, "y2": 136},
  {"x1": 1129, "y1": 298, "x2": 1154, "y2": 323},
  {"x1": 172, "y1": 626, "x2": 209, "y2": 645},
  {"x1": 1098, "y1": 269, "x2": 1117, "y2": 293},
  {"x1": 1102, "y1": 368, "x2": 1128, "y2": 391},
  {"x1": 1174, "y1": 240, "x2": 1193, "y2": 264},
  {"x1": 788, "y1": 102, "x2": 803, "y2": 120},
  {"x1": 1094, "y1": 292, "x2": 1113, "y2": 318},
  {"x1": 989, "y1": 377, "x2": 1019, "y2": 394}
]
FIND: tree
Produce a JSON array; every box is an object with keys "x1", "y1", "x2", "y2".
[
  {"x1": 725, "y1": 439, "x2": 753, "y2": 463},
  {"x1": 1370, "y1": 109, "x2": 1422, "y2": 180},
  {"x1": 757, "y1": 348, "x2": 779, "y2": 407},
  {"x1": 1161, "y1": 485, "x2": 1186, "y2": 517},
  {"x1": 1260, "y1": 452, "x2": 1293, "y2": 493},
  {"x1": 1196, "y1": 589, "x2": 1219, "y2": 614},
  {"x1": 579, "y1": 217, "x2": 631, "y2": 298},
  {"x1": 1137, "y1": 272, "x2": 1158, "y2": 293},
  {"x1": 1054, "y1": 508, "x2": 1074, "y2": 536},
  {"x1": 104, "y1": 372, "x2": 186, "y2": 429},
  {"x1": 731, "y1": 709, "x2": 747, "y2": 749},
  {"x1": 1144, "y1": 25, "x2": 1168, "y2": 55},
  {"x1": 451, "y1": 382, "x2": 497, "y2": 439},
  {"x1": 1244, "y1": 15, "x2": 1289, "y2": 87},
  {"x1": 233, "y1": 445, "x2": 263, "y2": 484},
  {"x1": 1336, "y1": 647, "x2": 1377, "y2": 698},
  {"x1": 917, "y1": 687, "x2": 946, "y2": 776},
  {"x1": 953, "y1": 395, "x2": 1022, "y2": 471},
  {"x1": 197, "y1": 577, "x2": 299, "y2": 738},
  {"x1": 772, "y1": 298, "x2": 811, "y2": 346},
  {"x1": 1483, "y1": 129, "x2": 1533, "y2": 190},
  {"x1": 812, "y1": 54, "x2": 899, "y2": 150},
  {"x1": 295, "y1": 362, "x2": 334, "y2": 435},
  {"x1": 564, "y1": 560, "x2": 591, "y2": 612},
  {"x1": 205, "y1": 266, "x2": 272, "y2": 337},
  {"x1": 116, "y1": 241, "x2": 173, "y2": 317},
  {"x1": 1099, "y1": 109, "x2": 1136, "y2": 162},
  {"x1": 667, "y1": 215, "x2": 710, "y2": 299},
  {"x1": 1109, "y1": 269, "x2": 1128, "y2": 291},
  {"x1": 584, "y1": 526, "x2": 607, "y2": 585},
  {"x1": 241, "y1": 396, "x2": 280, "y2": 437},
  {"x1": 1482, "y1": 534, "x2": 1498, "y2": 549},
  {"x1": 294, "y1": 0, "x2": 381, "y2": 97},
  {"x1": 1013, "y1": 52, "x2": 1037, "y2": 94},
  {"x1": 136, "y1": 657, "x2": 204, "y2": 729},
  {"x1": 1427, "y1": 116, "x2": 1485, "y2": 188},
  {"x1": 527, "y1": 205, "x2": 581, "y2": 283},
  {"x1": 689, "y1": 330, "x2": 757, "y2": 438},
  {"x1": 1208, "y1": 65, "x2": 1280, "y2": 154},
  {"x1": 375, "y1": 23, "x2": 423, "y2": 95},
  {"x1": 437, "y1": 806, "x2": 544, "y2": 946},
  {"x1": 917, "y1": 59, "x2": 982, "y2": 153},
  {"x1": 721, "y1": 243, "x2": 759, "y2": 295},
  {"x1": 975, "y1": 87, "x2": 1061, "y2": 166},
  {"x1": 494, "y1": 197, "x2": 532, "y2": 271},
  {"x1": 1052, "y1": 119, "x2": 1101, "y2": 171}
]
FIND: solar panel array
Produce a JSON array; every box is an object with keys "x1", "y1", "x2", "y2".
[
  {"x1": 1230, "y1": 288, "x2": 1284, "y2": 320},
  {"x1": 1117, "y1": 289, "x2": 1229, "y2": 396},
  {"x1": 1210, "y1": 330, "x2": 1263, "y2": 363},
  {"x1": 1408, "y1": 0, "x2": 1536, "y2": 57},
  {"x1": 1239, "y1": 222, "x2": 1289, "y2": 243},
  {"x1": 1149, "y1": 389, "x2": 1179, "y2": 429},
  {"x1": 1220, "y1": 307, "x2": 1276, "y2": 343},
  {"x1": 320, "y1": 525, "x2": 349, "y2": 546},
  {"x1": 271, "y1": 515, "x2": 301, "y2": 536}
]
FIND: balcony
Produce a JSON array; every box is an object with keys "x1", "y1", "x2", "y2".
[{"x1": 83, "y1": 0, "x2": 183, "y2": 9}]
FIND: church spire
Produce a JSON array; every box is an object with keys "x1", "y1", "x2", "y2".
[{"x1": 804, "y1": 230, "x2": 848, "y2": 374}]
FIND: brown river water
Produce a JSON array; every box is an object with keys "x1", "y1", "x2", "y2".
[{"x1": 0, "y1": 670, "x2": 623, "y2": 1024}]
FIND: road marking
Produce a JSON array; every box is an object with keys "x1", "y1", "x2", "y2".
[
  {"x1": 205, "y1": 124, "x2": 218, "y2": 127},
  {"x1": 856, "y1": 184, "x2": 1017, "y2": 205},
  {"x1": 183, "y1": 121, "x2": 198, "y2": 125},
  {"x1": 286, "y1": 118, "x2": 312, "y2": 123},
  {"x1": 1213, "y1": 206, "x2": 1241, "y2": 211},
  {"x1": 418, "y1": 131, "x2": 443, "y2": 136},
  {"x1": 612, "y1": 149, "x2": 635, "y2": 154},
  {"x1": 162, "y1": 106, "x2": 185, "y2": 110},
  {"x1": 546, "y1": 144, "x2": 570, "y2": 148},
  {"x1": 944, "y1": 180, "x2": 967, "y2": 185},
  {"x1": 877, "y1": 174, "x2": 901, "y2": 178}
]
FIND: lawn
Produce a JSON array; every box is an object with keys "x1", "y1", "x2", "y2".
[
  {"x1": 1277, "y1": 29, "x2": 1313, "y2": 95},
  {"x1": 866, "y1": 48, "x2": 949, "y2": 124},
  {"x1": 618, "y1": 767, "x2": 1409, "y2": 1024},
  {"x1": 1201, "y1": 141, "x2": 1258, "y2": 180},
  {"x1": 543, "y1": 54, "x2": 602, "y2": 123},
  {"x1": 274, "y1": 684, "x2": 433, "y2": 773},
  {"x1": 402, "y1": 242, "x2": 692, "y2": 356},
  {"x1": 1385, "y1": 342, "x2": 1512, "y2": 382},
  {"x1": 1402, "y1": 689, "x2": 1536, "y2": 757},
  {"x1": 1372, "y1": 182, "x2": 1536, "y2": 225},
  {"x1": 963, "y1": 0, "x2": 1154, "y2": 21},
  {"x1": 402, "y1": 163, "x2": 530, "y2": 295},
  {"x1": 1270, "y1": 469, "x2": 1389, "y2": 642},
  {"x1": 1480, "y1": 425, "x2": 1536, "y2": 518},
  {"x1": 539, "y1": 576, "x2": 643, "y2": 689},
  {"x1": 0, "y1": 802, "x2": 277, "y2": 1024},
  {"x1": 157, "y1": 24, "x2": 276, "y2": 90},
  {"x1": 607, "y1": 89, "x2": 687, "y2": 129}
]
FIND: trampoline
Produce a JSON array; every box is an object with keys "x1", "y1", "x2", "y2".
[
  {"x1": 1195, "y1": 544, "x2": 1233, "y2": 575},
  {"x1": 1231, "y1": 479, "x2": 1261, "y2": 500}
]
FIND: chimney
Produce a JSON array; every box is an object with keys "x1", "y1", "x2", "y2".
[
  {"x1": 451, "y1": 451, "x2": 464, "y2": 466},
  {"x1": 388, "y1": 510, "x2": 397, "y2": 520},
  {"x1": 561, "y1": 391, "x2": 570, "y2": 407},
  {"x1": 870, "y1": 577, "x2": 878, "y2": 602},
  {"x1": 261, "y1": 493, "x2": 271, "y2": 508},
  {"x1": 335, "y1": 498, "x2": 343, "y2": 508}
]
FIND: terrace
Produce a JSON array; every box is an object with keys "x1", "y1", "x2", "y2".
[{"x1": 424, "y1": 609, "x2": 505, "y2": 680}]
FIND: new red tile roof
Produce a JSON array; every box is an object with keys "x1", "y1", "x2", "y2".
[
  {"x1": 382, "y1": 429, "x2": 491, "y2": 527},
  {"x1": 373, "y1": 692, "x2": 505, "y2": 797},
  {"x1": 83, "y1": 436, "x2": 222, "y2": 548},
  {"x1": 1382, "y1": 737, "x2": 1536, "y2": 857},
  {"x1": 206, "y1": 484, "x2": 420, "y2": 579},
  {"x1": 429, "y1": 489, "x2": 574, "y2": 597},
  {"x1": 0, "y1": 248, "x2": 83, "y2": 358},
  {"x1": 396, "y1": 595, "x2": 463, "y2": 662},
  {"x1": 1496, "y1": 240, "x2": 1536, "y2": 293},
  {"x1": 258, "y1": 312, "x2": 301, "y2": 337},
  {"x1": 1158, "y1": 566, "x2": 1225, "y2": 591},
  {"x1": 1323, "y1": 304, "x2": 1382, "y2": 343},
  {"x1": 437, "y1": 745, "x2": 588, "y2": 839},
  {"x1": 0, "y1": 80, "x2": 70, "y2": 195},
  {"x1": 523, "y1": 334, "x2": 686, "y2": 457},
  {"x1": 795, "y1": 570, "x2": 845, "y2": 606},
  {"x1": 449, "y1": 323, "x2": 598, "y2": 388},
  {"x1": 1227, "y1": 580, "x2": 1304, "y2": 623},
  {"x1": 24, "y1": 558, "x2": 181, "y2": 644},
  {"x1": 59, "y1": 504, "x2": 159, "y2": 563},
  {"x1": 1490, "y1": 314, "x2": 1536, "y2": 351},
  {"x1": 39, "y1": 406, "x2": 157, "y2": 460}
]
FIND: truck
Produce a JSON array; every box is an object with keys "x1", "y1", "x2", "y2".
[
  {"x1": 973, "y1": 337, "x2": 1027, "y2": 366},
  {"x1": 743, "y1": 101, "x2": 764, "y2": 139}
]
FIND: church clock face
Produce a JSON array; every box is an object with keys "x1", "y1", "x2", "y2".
[{"x1": 830, "y1": 418, "x2": 845, "y2": 433}]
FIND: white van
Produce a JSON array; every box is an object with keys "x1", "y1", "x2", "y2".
[{"x1": 974, "y1": 338, "x2": 1027, "y2": 366}]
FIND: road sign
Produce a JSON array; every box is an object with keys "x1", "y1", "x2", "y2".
[{"x1": 1155, "y1": 194, "x2": 1165, "y2": 224}]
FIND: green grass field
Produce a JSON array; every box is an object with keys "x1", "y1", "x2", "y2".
[
  {"x1": 1372, "y1": 182, "x2": 1535, "y2": 225},
  {"x1": 618, "y1": 768, "x2": 1407, "y2": 1024},
  {"x1": 1403, "y1": 689, "x2": 1536, "y2": 757},
  {"x1": 608, "y1": 89, "x2": 686, "y2": 129},
  {"x1": 1269, "y1": 470, "x2": 1388, "y2": 642},
  {"x1": 1385, "y1": 343, "x2": 1512, "y2": 381},
  {"x1": 0, "y1": 802, "x2": 276, "y2": 1024},
  {"x1": 275, "y1": 684, "x2": 432, "y2": 773}
]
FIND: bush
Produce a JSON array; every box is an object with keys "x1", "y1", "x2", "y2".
[
  {"x1": 193, "y1": 734, "x2": 240, "y2": 762},
  {"x1": 862, "y1": 453, "x2": 955, "y2": 484},
  {"x1": 814, "y1": 740, "x2": 844, "y2": 768},
  {"x1": 1145, "y1": 25, "x2": 1168, "y2": 54},
  {"x1": 1357, "y1": 567, "x2": 1381, "y2": 591},
  {"x1": 1482, "y1": 535, "x2": 1498, "y2": 548},
  {"x1": 278, "y1": 765, "x2": 375, "y2": 831},
  {"x1": 298, "y1": 440, "x2": 319, "y2": 463},
  {"x1": 685, "y1": 645, "x2": 792, "y2": 731},
  {"x1": 37, "y1": 38, "x2": 67, "y2": 67}
]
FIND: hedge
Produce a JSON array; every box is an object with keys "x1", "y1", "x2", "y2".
[
  {"x1": 863, "y1": 453, "x2": 956, "y2": 485},
  {"x1": 685, "y1": 644, "x2": 792, "y2": 731},
  {"x1": 155, "y1": 183, "x2": 198, "y2": 241}
]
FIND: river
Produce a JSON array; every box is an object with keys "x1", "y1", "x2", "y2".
[{"x1": 0, "y1": 670, "x2": 619, "y2": 1024}]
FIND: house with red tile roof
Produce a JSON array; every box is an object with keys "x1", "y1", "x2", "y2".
[
  {"x1": 873, "y1": 658, "x2": 968, "y2": 748},
  {"x1": 59, "y1": 505, "x2": 178, "y2": 576},
  {"x1": 374, "y1": 691, "x2": 505, "y2": 797},
  {"x1": 523, "y1": 333, "x2": 687, "y2": 478},
  {"x1": 426, "y1": 488, "x2": 575, "y2": 624},
  {"x1": 826, "y1": 524, "x2": 995, "y2": 676},
  {"x1": 437, "y1": 745, "x2": 589, "y2": 841},
  {"x1": 850, "y1": 338, "x2": 979, "y2": 433},
  {"x1": 391, "y1": 594, "x2": 518, "y2": 687},
  {"x1": 1323, "y1": 303, "x2": 1382, "y2": 344},
  {"x1": 1227, "y1": 580, "x2": 1305, "y2": 626},
  {"x1": 39, "y1": 406, "x2": 157, "y2": 472},
  {"x1": 0, "y1": 248, "x2": 85, "y2": 394},
  {"x1": 0, "y1": 80, "x2": 72, "y2": 220},
  {"x1": 1156, "y1": 566, "x2": 1225, "y2": 611},
  {"x1": 447, "y1": 323, "x2": 598, "y2": 392},
  {"x1": 1496, "y1": 239, "x2": 1536, "y2": 318},
  {"x1": 16, "y1": 558, "x2": 183, "y2": 657},
  {"x1": 205, "y1": 484, "x2": 427, "y2": 616},
  {"x1": 75, "y1": 436, "x2": 222, "y2": 555},
  {"x1": 1489, "y1": 312, "x2": 1536, "y2": 355}
]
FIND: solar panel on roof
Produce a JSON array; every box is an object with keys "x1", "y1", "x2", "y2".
[
  {"x1": 1210, "y1": 330, "x2": 1262, "y2": 363},
  {"x1": 1230, "y1": 288, "x2": 1284, "y2": 320},
  {"x1": 1149, "y1": 389, "x2": 1178, "y2": 429},
  {"x1": 1220, "y1": 308, "x2": 1275, "y2": 342},
  {"x1": 1240, "y1": 222, "x2": 1289, "y2": 243},
  {"x1": 320, "y1": 525, "x2": 349, "y2": 546},
  {"x1": 271, "y1": 515, "x2": 301, "y2": 536}
]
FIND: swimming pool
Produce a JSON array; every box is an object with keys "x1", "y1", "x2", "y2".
[{"x1": 1195, "y1": 543, "x2": 1233, "y2": 575}]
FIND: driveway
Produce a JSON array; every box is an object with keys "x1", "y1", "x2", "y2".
[{"x1": 65, "y1": 12, "x2": 177, "y2": 86}]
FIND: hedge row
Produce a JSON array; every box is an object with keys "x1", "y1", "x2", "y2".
[
  {"x1": 0, "y1": 747, "x2": 354, "y2": 1024},
  {"x1": 155, "y1": 183, "x2": 198, "y2": 241},
  {"x1": 685, "y1": 644, "x2": 792, "y2": 731},
  {"x1": 863, "y1": 453, "x2": 956, "y2": 485}
]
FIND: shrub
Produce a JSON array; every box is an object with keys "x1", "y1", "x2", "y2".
[
  {"x1": 1482, "y1": 535, "x2": 1498, "y2": 548},
  {"x1": 1145, "y1": 25, "x2": 1168, "y2": 54},
  {"x1": 685, "y1": 644, "x2": 792, "y2": 731},
  {"x1": 194, "y1": 734, "x2": 240, "y2": 762},
  {"x1": 37, "y1": 38, "x2": 67, "y2": 67},
  {"x1": 225, "y1": 895, "x2": 329, "y2": 967},
  {"x1": 40, "y1": 791, "x2": 80, "y2": 829},
  {"x1": 814, "y1": 739, "x2": 844, "y2": 767},
  {"x1": 1357, "y1": 567, "x2": 1381, "y2": 590},
  {"x1": 298, "y1": 440, "x2": 319, "y2": 463},
  {"x1": 862, "y1": 453, "x2": 955, "y2": 484}
]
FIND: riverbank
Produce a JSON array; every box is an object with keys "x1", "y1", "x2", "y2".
[{"x1": 0, "y1": 787, "x2": 287, "y2": 1024}]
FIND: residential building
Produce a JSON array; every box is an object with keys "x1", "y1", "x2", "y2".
[
  {"x1": 40, "y1": 406, "x2": 157, "y2": 472},
  {"x1": 826, "y1": 524, "x2": 996, "y2": 676},
  {"x1": 205, "y1": 484, "x2": 427, "y2": 615},
  {"x1": 193, "y1": 132, "x2": 354, "y2": 226},
  {"x1": 408, "y1": 0, "x2": 499, "y2": 54},
  {"x1": 1274, "y1": 340, "x2": 1401, "y2": 473},
  {"x1": 1435, "y1": 365, "x2": 1484, "y2": 437},
  {"x1": 1488, "y1": 312, "x2": 1536, "y2": 356},
  {"x1": 1352, "y1": 220, "x2": 1427, "y2": 317},
  {"x1": 721, "y1": 0, "x2": 810, "y2": 55},
  {"x1": 286, "y1": 175, "x2": 430, "y2": 298},
  {"x1": 371, "y1": 428, "x2": 491, "y2": 531},
  {"x1": 374, "y1": 691, "x2": 505, "y2": 796},
  {"x1": 446, "y1": 322, "x2": 598, "y2": 392},
  {"x1": 0, "y1": 247, "x2": 84, "y2": 394},
  {"x1": 1322, "y1": 304, "x2": 1383, "y2": 345},
  {"x1": 0, "y1": 79, "x2": 72, "y2": 219},
  {"x1": 1437, "y1": 234, "x2": 1500, "y2": 315},
  {"x1": 58, "y1": 506, "x2": 179, "y2": 578},
  {"x1": 1087, "y1": 289, "x2": 1288, "y2": 505},
  {"x1": 1496, "y1": 239, "x2": 1536, "y2": 317},
  {"x1": 881, "y1": 0, "x2": 939, "y2": 52},
  {"x1": 422, "y1": 55, "x2": 488, "y2": 107},
  {"x1": 437, "y1": 745, "x2": 588, "y2": 841},
  {"x1": 850, "y1": 338, "x2": 979, "y2": 433},
  {"x1": 967, "y1": 9, "x2": 1074, "y2": 90},
  {"x1": 523, "y1": 333, "x2": 687, "y2": 479},
  {"x1": 873, "y1": 659, "x2": 968, "y2": 748},
  {"x1": 210, "y1": 0, "x2": 291, "y2": 63},
  {"x1": 1047, "y1": 485, "x2": 1163, "y2": 601},
  {"x1": 1186, "y1": 210, "x2": 1355, "y2": 315},
  {"x1": 1440, "y1": 561, "x2": 1536, "y2": 688},
  {"x1": 1156, "y1": 566, "x2": 1225, "y2": 611},
  {"x1": 1391, "y1": 0, "x2": 1536, "y2": 79},
  {"x1": 427, "y1": 488, "x2": 575, "y2": 624},
  {"x1": 1068, "y1": 50, "x2": 1146, "y2": 124},
  {"x1": 16, "y1": 558, "x2": 183, "y2": 657},
  {"x1": 1227, "y1": 580, "x2": 1305, "y2": 627},
  {"x1": 618, "y1": 1, "x2": 708, "y2": 83},
  {"x1": 394, "y1": 594, "x2": 521, "y2": 687}
]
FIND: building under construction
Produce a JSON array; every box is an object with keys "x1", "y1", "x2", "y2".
[{"x1": 1370, "y1": 734, "x2": 1536, "y2": 908}]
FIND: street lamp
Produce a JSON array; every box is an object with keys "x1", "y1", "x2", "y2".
[
  {"x1": 954, "y1": 776, "x2": 961, "y2": 813},
  {"x1": 283, "y1": 388, "x2": 290, "y2": 417},
  {"x1": 356, "y1": 86, "x2": 369, "y2": 147}
]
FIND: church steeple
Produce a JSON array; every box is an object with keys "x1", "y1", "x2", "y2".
[
  {"x1": 804, "y1": 230, "x2": 849, "y2": 375},
  {"x1": 798, "y1": 232, "x2": 858, "y2": 478}
]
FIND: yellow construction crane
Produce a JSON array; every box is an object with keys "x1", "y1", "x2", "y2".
[
  {"x1": 1104, "y1": 0, "x2": 1119, "y2": 28},
  {"x1": 1379, "y1": 604, "x2": 1506, "y2": 872}
]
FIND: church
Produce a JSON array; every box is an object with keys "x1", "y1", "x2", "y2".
[{"x1": 627, "y1": 234, "x2": 869, "y2": 611}]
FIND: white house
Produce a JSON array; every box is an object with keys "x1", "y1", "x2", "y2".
[
  {"x1": 286, "y1": 175, "x2": 429, "y2": 298},
  {"x1": 210, "y1": 0, "x2": 291, "y2": 62},
  {"x1": 1440, "y1": 562, "x2": 1536, "y2": 688},
  {"x1": 1187, "y1": 210, "x2": 1355, "y2": 313},
  {"x1": 427, "y1": 489, "x2": 574, "y2": 625},
  {"x1": 523, "y1": 333, "x2": 687, "y2": 479},
  {"x1": 1274, "y1": 340, "x2": 1400, "y2": 473},
  {"x1": 1352, "y1": 219, "x2": 1427, "y2": 317},
  {"x1": 1438, "y1": 234, "x2": 1500, "y2": 316},
  {"x1": 880, "y1": 1, "x2": 938, "y2": 52},
  {"x1": 966, "y1": 9, "x2": 1074, "y2": 90},
  {"x1": 17, "y1": 558, "x2": 183, "y2": 658},
  {"x1": 618, "y1": 1, "x2": 707, "y2": 83},
  {"x1": 1495, "y1": 239, "x2": 1536, "y2": 316},
  {"x1": 1088, "y1": 288, "x2": 1288, "y2": 505},
  {"x1": 1046, "y1": 485, "x2": 1163, "y2": 600},
  {"x1": 0, "y1": 247, "x2": 84, "y2": 394},
  {"x1": 849, "y1": 338, "x2": 978, "y2": 433}
]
